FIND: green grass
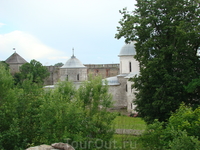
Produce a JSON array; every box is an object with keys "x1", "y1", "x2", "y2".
[
  {"x1": 111, "y1": 134, "x2": 143, "y2": 150},
  {"x1": 110, "y1": 115, "x2": 146, "y2": 149},
  {"x1": 114, "y1": 116, "x2": 146, "y2": 130}
]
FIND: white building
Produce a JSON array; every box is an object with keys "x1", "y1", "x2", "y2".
[
  {"x1": 45, "y1": 42, "x2": 139, "y2": 112},
  {"x1": 106, "y1": 42, "x2": 139, "y2": 112}
]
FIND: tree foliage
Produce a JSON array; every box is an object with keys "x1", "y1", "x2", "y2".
[
  {"x1": 116, "y1": 0, "x2": 200, "y2": 123},
  {"x1": 0, "y1": 67, "x2": 115, "y2": 150},
  {"x1": 14, "y1": 59, "x2": 50, "y2": 86},
  {"x1": 140, "y1": 104, "x2": 200, "y2": 150},
  {"x1": 54, "y1": 62, "x2": 64, "y2": 67}
]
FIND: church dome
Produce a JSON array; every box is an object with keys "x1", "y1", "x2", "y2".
[
  {"x1": 118, "y1": 41, "x2": 136, "y2": 56},
  {"x1": 61, "y1": 55, "x2": 86, "y2": 69}
]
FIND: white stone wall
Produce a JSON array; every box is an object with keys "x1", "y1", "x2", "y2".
[
  {"x1": 60, "y1": 68, "x2": 87, "y2": 82},
  {"x1": 108, "y1": 76, "x2": 128, "y2": 108},
  {"x1": 119, "y1": 56, "x2": 139, "y2": 74},
  {"x1": 126, "y1": 80, "x2": 137, "y2": 113}
]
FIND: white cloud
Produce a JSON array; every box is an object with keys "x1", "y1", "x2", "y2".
[
  {"x1": 0, "y1": 30, "x2": 68, "y2": 64},
  {"x1": 0, "y1": 23, "x2": 5, "y2": 28}
]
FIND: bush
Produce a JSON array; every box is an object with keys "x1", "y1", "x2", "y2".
[{"x1": 140, "y1": 104, "x2": 200, "y2": 150}]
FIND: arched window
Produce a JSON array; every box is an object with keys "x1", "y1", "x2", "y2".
[
  {"x1": 126, "y1": 84, "x2": 128, "y2": 92},
  {"x1": 129, "y1": 62, "x2": 132, "y2": 72}
]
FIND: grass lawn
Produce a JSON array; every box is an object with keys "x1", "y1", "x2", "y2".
[
  {"x1": 114, "y1": 115, "x2": 146, "y2": 130},
  {"x1": 111, "y1": 134, "x2": 143, "y2": 150},
  {"x1": 110, "y1": 115, "x2": 146, "y2": 149}
]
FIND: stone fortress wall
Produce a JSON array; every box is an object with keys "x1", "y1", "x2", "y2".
[{"x1": 44, "y1": 63, "x2": 120, "y2": 85}]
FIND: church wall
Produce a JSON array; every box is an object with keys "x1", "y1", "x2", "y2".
[
  {"x1": 126, "y1": 80, "x2": 137, "y2": 113},
  {"x1": 60, "y1": 68, "x2": 87, "y2": 82},
  {"x1": 109, "y1": 76, "x2": 127, "y2": 108},
  {"x1": 120, "y1": 56, "x2": 139, "y2": 74}
]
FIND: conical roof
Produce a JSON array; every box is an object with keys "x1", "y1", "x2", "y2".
[
  {"x1": 61, "y1": 55, "x2": 86, "y2": 69},
  {"x1": 118, "y1": 41, "x2": 136, "y2": 56},
  {"x1": 5, "y1": 52, "x2": 27, "y2": 64}
]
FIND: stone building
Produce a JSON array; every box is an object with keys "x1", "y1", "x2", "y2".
[
  {"x1": 106, "y1": 42, "x2": 139, "y2": 112},
  {"x1": 5, "y1": 51, "x2": 27, "y2": 75},
  {"x1": 60, "y1": 54, "x2": 87, "y2": 82}
]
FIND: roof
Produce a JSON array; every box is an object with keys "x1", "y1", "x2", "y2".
[
  {"x1": 5, "y1": 52, "x2": 27, "y2": 64},
  {"x1": 124, "y1": 72, "x2": 139, "y2": 79},
  {"x1": 61, "y1": 55, "x2": 86, "y2": 69},
  {"x1": 104, "y1": 76, "x2": 120, "y2": 86},
  {"x1": 118, "y1": 41, "x2": 136, "y2": 57}
]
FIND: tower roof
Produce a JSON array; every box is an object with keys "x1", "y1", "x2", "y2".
[
  {"x1": 61, "y1": 55, "x2": 86, "y2": 69},
  {"x1": 5, "y1": 52, "x2": 27, "y2": 64},
  {"x1": 118, "y1": 41, "x2": 136, "y2": 57}
]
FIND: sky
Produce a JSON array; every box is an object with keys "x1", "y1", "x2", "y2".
[{"x1": 0, "y1": 0, "x2": 136, "y2": 66}]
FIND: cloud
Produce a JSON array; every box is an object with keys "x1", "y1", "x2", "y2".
[
  {"x1": 0, "y1": 30, "x2": 68, "y2": 65},
  {"x1": 0, "y1": 23, "x2": 5, "y2": 28}
]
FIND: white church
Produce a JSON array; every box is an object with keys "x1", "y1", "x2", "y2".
[{"x1": 55, "y1": 42, "x2": 139, "y2": 112}]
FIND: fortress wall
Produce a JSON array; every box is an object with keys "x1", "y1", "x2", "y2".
[
  {"x1": 85, "y1": 63, "x2": 119, "y2": 78},
  {"x1": 44, "y1": 64, "x2": 120, "y2": 85}
]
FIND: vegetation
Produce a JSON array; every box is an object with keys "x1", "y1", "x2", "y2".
[
  {"x1": 14, "y1": 59, "x2": 50, "y2": 86},
  {"x1": 114, "y1": 116, "x2": 146, "y2": 130},
  {"x1": 115, "y1": 0, "x2": 200, "y2": 124},
  {"x1": 0, "y1": 64, "x2": 116, "y2": 150},
  {"x1": 140, "y1": 104, "x2": 200, "y2": 150},
  {"x1": 54, "y1": 62, "x2": 64, "y2": 67}
]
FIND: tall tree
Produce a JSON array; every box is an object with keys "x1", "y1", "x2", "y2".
[
  {"x1": 116, "y1": 0, "x2": 200, "y2": 124},
  {"x1": 14, "y1": 59, "x2": 50, "y2": 86}
]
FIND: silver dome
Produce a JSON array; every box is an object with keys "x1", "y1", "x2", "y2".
[
  {"x1": 61, "y1": 55, "x2": 86, "y2": 68},
  {"x1": 118, "y1": 41, "x2": 136, "y2": 56}
]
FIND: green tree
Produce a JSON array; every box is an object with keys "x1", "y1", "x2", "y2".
[
  {"x1": 15, "y1": 79, "x2": 44, "y2": 148},
  {"x1": 77, "y1": 75, "x2": 115, "y2": 149},
  {"x1": 54, "y1": 62, "x2": 64, "y2": 67},
  {"x1": 115, "y1": 0, "x2": 200, "y2": 123},
  {"x1": 39, "y1": 76, "x2": 115, "y2": 149},
  {"x1": 14, "y1": 59, "x2": 50, "y2": 86},
  {"x1": 0, "y1": 61, "x2": 9, "y2": 70},
  {"x1": 0, "y1": 64, "x2": 20, "y2": 150},
  {"x1": 140, "y1": 104, "x2": 200, "y2": 150}
]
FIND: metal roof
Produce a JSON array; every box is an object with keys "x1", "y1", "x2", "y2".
[
  {"x1": 124, "y1": 72, "x2": 139, "y2": 79},
  {"x1": 61, "y1": 55, "x2": 86, "y2": 69},
  {"x1": 104, "y1": 76, "x2": 120, "y2": 86},
  {"x1": 5, "y1": 52, "x2": 27, "y2": 64},
  {"x1": 118, "y1": 41, "x2": 136, "y2": 56}
]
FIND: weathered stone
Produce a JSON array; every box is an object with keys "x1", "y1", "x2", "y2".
[
  {"x1": 51, "y1": 143, "x2": 75, "y2": 150},
  {"x1": 26, "y1": 144, "x2": 55, "y2": 150}
]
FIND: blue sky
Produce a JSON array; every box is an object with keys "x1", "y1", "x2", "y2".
[{"x1": 0, "y1": 0, "x2": 136, "y2": 65}]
